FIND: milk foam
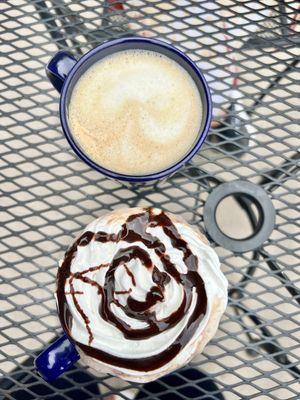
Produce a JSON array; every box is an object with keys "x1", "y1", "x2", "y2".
[{"x1": 68, "y1": 50, "x2": 202, "y2": 175}]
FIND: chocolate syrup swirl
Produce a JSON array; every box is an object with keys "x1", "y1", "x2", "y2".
[{"x1": 56, "y1": 208, "x2": 207, "y2": 372}]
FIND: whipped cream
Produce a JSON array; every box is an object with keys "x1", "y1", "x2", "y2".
[{"x1": 56, "y1": 208, "x2": 228, "y2": 382}]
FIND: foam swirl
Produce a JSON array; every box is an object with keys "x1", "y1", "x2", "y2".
[
  {"x1": 56, "y1": 208, "x2": 227, "y2": 381},
  {"x1": 68, "y1": 50, "x2": 202, "y2": 175}
]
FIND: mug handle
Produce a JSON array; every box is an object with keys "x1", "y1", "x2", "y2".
[
  {"x1": 46, "y1": 51, "x2": 77, "y2": 93},
  {"x1": 35, "y1": 334, "x2": 80, "y2": 381}
]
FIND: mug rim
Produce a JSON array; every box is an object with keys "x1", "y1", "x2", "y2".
[{"x1": 60, "y1": 36, "x2": 212, "y2": 182}]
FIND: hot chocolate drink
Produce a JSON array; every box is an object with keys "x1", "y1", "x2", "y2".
[{"x1": 56, "y1": 208, "x2": 228, "y2": 382}]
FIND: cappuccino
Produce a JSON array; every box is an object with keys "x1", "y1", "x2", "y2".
[{"x1": 68, "y1": 50, "x2": 202, "y2": 175}]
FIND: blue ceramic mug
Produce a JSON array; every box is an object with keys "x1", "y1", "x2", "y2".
[
  {"x1": 46, "y1": 37, "x2": 212, "y2": 184},
  {"x1": 35, "y1": 37, "x2": 212, "y2": 382}
]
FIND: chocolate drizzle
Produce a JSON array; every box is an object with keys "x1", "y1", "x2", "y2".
[
  {"x1": 124, "y1": 264, "x2": 136, "y2": 286},
  {"x1": 56, "y1": 208, "x2": 207, "y2": 372}
]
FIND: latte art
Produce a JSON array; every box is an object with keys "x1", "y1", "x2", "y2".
[
  {"x1": 56, "y1": 208, "x2": 227, "y2": 382},
  {"x1": 68, "y1": 50, "x2": 202, "y2": 175}
]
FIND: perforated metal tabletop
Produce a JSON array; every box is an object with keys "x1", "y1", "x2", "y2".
[{"x1": 0, "y1": 1, "x2": 299, "y2": 399}]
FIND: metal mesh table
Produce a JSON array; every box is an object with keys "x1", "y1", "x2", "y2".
[{"x1": 0, "y1": 1, "x2": 299, "y2": 399}]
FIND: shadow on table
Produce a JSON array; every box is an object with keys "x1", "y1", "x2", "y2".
[{"x1": 0, "y1": 355, "x2": 224, "y2": 400}]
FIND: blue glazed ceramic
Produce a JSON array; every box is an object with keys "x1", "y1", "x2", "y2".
[
  {"x1": 35, "y1": 335, "x2": 79, "y2": 382},
  {"x1": 46, "y1": 37, "x2": 212, "y2": 183}
]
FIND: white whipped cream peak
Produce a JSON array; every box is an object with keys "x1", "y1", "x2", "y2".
[{"x1": 57, "y1": 207, "x2": 228, "y2": 382}]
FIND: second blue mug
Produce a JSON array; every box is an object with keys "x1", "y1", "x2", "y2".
[{"x1": 46, "y1": 37, "x2": 212, "y2": 184}]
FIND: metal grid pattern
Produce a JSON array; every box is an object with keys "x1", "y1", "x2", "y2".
[{"x1": 0, "y1": 1, "x2": 299, "y2": 399}]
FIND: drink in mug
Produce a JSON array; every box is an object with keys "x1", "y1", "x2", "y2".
[
  {"x1": 45, "y1": 37, "x2": 212, "y2": 182},
  {"x1": 36, "y1": 207, "x2": 228, "y2": 382},
  {"x1": 68, "y1": 49, "x2": 203, "y2": 176}
]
